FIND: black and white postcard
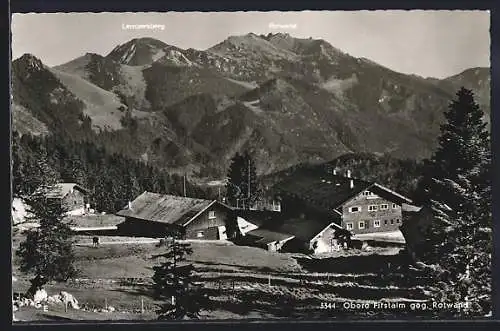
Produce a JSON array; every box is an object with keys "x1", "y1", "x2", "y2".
[{"x1": 10, "y1": 10, "x2": 492, "y2": 321}]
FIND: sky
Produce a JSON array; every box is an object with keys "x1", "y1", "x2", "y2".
[{"x1": 11, "y1": 10, "x2": 490, "y2": 79}]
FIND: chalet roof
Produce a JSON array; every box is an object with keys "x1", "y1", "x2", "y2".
[
  {"x1": 41, "y1": 183, "x2": 88, "y2": 199},
  {"x1": 235, "y1": 210, "x2": 283, "y2": 227},
  {"x1": 246, "y1": 228, "x2": 295, "y2": 244},
  {"x1": 116, "y1": 192, "x2": 219, "y2": 226},
  {"x1": 272, "y1": 169, "x2": 412, "y2": 211},
  {"x1": 273, "y1": 215, "x2": 342, "y2": 242},
  {"x1": 402, "y1": 203, "x2": 422, "y2": 213}
]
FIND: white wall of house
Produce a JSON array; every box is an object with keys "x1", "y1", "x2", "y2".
[
  {"x1": 218, "y1": 225, "x2": 228, "y2": 240},
  {"x1": 65, "y1": 207, "x2": 86, "y2": 216},
  {"x1": 12, "y1": 198, "x2": 28, "y2": 225}
]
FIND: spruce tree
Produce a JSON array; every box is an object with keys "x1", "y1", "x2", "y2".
[
  {"x1": 417, "y1": 87, "x2": 490, "y2": 206},
  {"x1": 225, "y1": 152, "x2": 244, "y2": 207},
  {"x1": 225, "y1": 151, "x2": 260, "y2": 209},
  {"x1": 415, "y1": 87, "x2": 491, "y2": 317},
  {"x1": 151, "y1": 230, "x2": 208, "y2": 319},
  {"x1": 16, "y1": 154, "x2": 77, "y2": 297}
]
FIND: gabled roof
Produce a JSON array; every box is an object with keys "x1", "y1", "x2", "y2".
[
  {"x1": 273, "y1": 215, "x2": 341, "y2": 242},
  {"x1": 401, "y1": 203, "x2": 422, "y2": 213},
  {"x1": 116, "y1": 192, "x2": 224, "y2": 226},
  {"x1": 246, "y1": 228, "x2": 295, "y2": 244},
  {"x1": 235, "y1": 210, "x2": 283, "y2": 228},
  {"x1": 40, "y1": 183, "x2": 88, "y2": 199},
  {"x1": 272, "y1": 169, "x2": 412, "y2": 211}
]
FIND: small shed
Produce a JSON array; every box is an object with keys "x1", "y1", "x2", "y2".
[
  {"x1": 245, "y1": 228, "x2": 295, "y2": 252},
  {"x1": 38, "y1": 183, "x2": 88, "y2": 216}
]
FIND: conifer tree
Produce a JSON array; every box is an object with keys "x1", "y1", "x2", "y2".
[
  {"x1": 151, "y1": 230, "x2": 208, "y2": 319},
  {"x1": 417, "y1": 87, "x2": 490, "y2": 206},
  {"x1": 415, "y1": 87, "x2": 491, "y2": 317},
  {"x1": 16, "y1": 153, "x2": 77, "y2": 297},
  {"x1": 225, "y1": 151, "x2": 260, "y2": 208}
]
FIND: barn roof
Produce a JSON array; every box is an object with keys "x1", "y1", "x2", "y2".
[
  {"x1": 116, "y1": 192, "x2": 220, "y2": 226},
  {"x1": 40, "y1": 183, "x2": 88, "y2": 199},
  {"x1": 235, "y1": 210, "x2": 283, "y2": 227},
  {"x1": 272, "y1": 169, "x2": 412, "y2": 211},
  {"x1": 246, "y1": 228, "x2": 295, "y2": 244},
  {"x1": 273, "y1": 215, "x2": 342, "y2": 242}
]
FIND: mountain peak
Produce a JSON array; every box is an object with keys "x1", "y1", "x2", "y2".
[
  {"x1": 262, "y1": 32, "x2": 292, "y2": 40},
  {"x1": 106, "y1": 37, "x2": 172, "y2": 65},
  {"x1": 14, "y1": 54, "x2": 44, "y2": 71}
]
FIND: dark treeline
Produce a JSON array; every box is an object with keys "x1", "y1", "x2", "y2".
[
  {"x1": 12, "y1": 131, "x2": 208, "y2": 213},
  {"x1": 262, "y1": 152, "x2": 425, "y2": 201},
  {"x1": 327, "y1": 152, "x2": 424, "y2": 200}
]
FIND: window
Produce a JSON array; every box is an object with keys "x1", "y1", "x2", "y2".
[
  {"x1": 349, "y1": 206, "x2": 361, "y2": 213},
  {"x1": 346, "y1": 223, "x2": 353, "y2": 230},
  {"x1": 396, "y1": 218, "x2": 401, "y2": 224},
  {"x1": 392, "y1": 203, "x2": 398, "y2": 209},
  {"x1": 384, "y1": 220, "x2": 388, "y2": 225},
  {"x1": 380, "y1": 204, "x2": 388, "y2": 210},
  {"x1": 358, "y1": 221, "x2": 365, "y2": 229},
  {"x1": 390, "y1": 219, "x2": 394, "y2": 225},
  {"x1": 208, "y1": 211, "x2": 216, "y2": 219},
  {"x1": 368, "y1": 205, "x2": 378, "y2": 212},
  {"x1": 197, "y1": 231, "x2": 204, "y2": 238},
  {"x1": 374, "y1": 220, "x2": 381, "y2": 228},
  {"x1": 364, "y1": 191, "x2": 378, "y2": 199}
]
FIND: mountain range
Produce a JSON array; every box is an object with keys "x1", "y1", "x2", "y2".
[{"x1": 11, "y1": 33, "x2": 490, "y2": 180}]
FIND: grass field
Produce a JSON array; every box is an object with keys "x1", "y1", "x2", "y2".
[
  {"x1": 12, "y1": 230, "x2": 433, "y2": 321},
  {"x1": 66, "y1": 214, "x2": 125, "y2": 228}
]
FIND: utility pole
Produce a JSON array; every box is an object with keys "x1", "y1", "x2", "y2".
[
  {"x1": 183, "y1": 174, "x2": 186, "y2": 197},
  {"x1": 247, "y1": 158, "x2": 251, "y2": 199},
  {"x1": 246, "y1": 157, "x2": 251, "y2": 211}
]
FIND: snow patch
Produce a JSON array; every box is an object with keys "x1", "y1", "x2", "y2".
[
  {"x1": 160, "y1": 49, "x2": 195, "y2": 66},
  {"x1": 243, "y1": 100, "x2": 264, "y2": 114},
  {"x1": 224, "y1": 77, "x2": 258, "y2": 89},
  {"x1": 151, "y1": 49, "x2": 165, "y2": 62},
  {"x1": 121, "y1": 44, "x2": 137, "y2": 64}
]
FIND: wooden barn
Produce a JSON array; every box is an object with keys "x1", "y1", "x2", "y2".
[
  {"x1": 115, "y1": 192, "x2": 235, "y2": 240},
  {"x1": 41, "y1": 183, "x2": 88, "y2": 216}
]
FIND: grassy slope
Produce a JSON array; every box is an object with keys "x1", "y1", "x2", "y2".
[
  {"x1": 12, "y1": 103, "x2": 49, "y2": 136},
  {"x1": 13, "y1": 229, "x2": 434, "y2": 321},
  {"x1": 49, "y1": 68, "x2": 125, "y2": 131}
]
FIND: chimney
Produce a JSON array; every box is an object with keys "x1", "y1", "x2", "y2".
[
  {"x1": 346, "y1": 170, "x2": 351, "y2": 178},
  {"x1": 128, "y1": 201, "x2": 132, "y2": 209},
  {"x1": 350, "y1": 179, "x2": 354, "y2": 189}
]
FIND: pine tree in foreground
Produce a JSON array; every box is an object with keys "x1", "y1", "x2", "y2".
[
  {"x1": 415, "y1": 88, "x2": 491, "y2": 317},
  {"x1": 151, "y1": 231, "x2": 208, "y2": 319},
  {"x1": 15, "y1": 154, "x2": 77, "y2": 297}
]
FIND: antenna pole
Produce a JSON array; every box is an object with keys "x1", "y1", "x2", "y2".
[
  {"x1": 183, "y1": 174, "x2": 186, "y2": 197},
  {"x1": 247, "y1": 158, "x2": 251, "y2": 199}
]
